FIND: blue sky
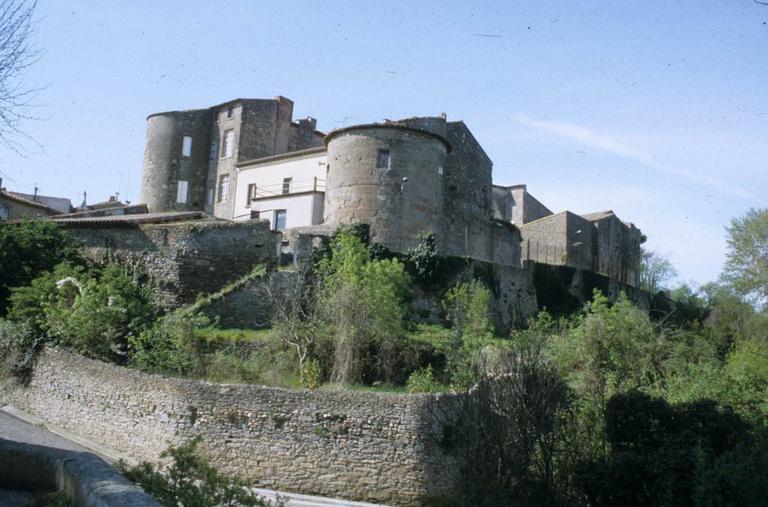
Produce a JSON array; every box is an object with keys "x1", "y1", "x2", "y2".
[{"x1": 1, "y1": 1, "x2": 766, "y2": 286}]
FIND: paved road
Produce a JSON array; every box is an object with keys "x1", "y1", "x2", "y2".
[
  {"x1": 0, "y1": 411, "x2": 89, "y2": 452},
  {"x1": 0, "y1": 408, "x2": 388, "y2": 507}
]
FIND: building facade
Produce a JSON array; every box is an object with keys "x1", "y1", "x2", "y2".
[{"x1": 139, "y1": 96, "x2": 643, "y2": 285}]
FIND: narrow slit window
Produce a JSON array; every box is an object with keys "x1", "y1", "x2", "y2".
[
  {"x1": 376, "y1": 149, "x2": 390, "y2": 170},
  {"x1": 248, "y1": 183, "x2": 258, "y2": 201},
  {"x1": 182, "y1": 136, "x2": 193, "y2": 157},
  {"x1": 176, "y1": 180, "x2": 188, "y2": 203},
  {"x1": 282, "y1": 177, "x2": 292, "y2": 195},
  {"x1": 221, "y1": 129, "x2": 235, "y2": 158},
  {"x1": 209, "y1": 142, "x2": 218, "y2": 160},
  {"x1": 217, "y1": 174, "x2": 229, "y2": 203}
]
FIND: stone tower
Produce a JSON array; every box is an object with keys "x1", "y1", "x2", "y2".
[
  {"x1": 324, "y1": 121, "x2": 450, "y2": 252},
  {"x1": 140, "y1": 96, "x2": 323, "y2": 217},
  {"x1": 140, "y1": 109, "x2": 213, "y2": 213}
]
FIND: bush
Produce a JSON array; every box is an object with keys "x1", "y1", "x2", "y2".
[
  {"x1": 442, "y1": 280, "x2": 495, "y2": 390},
  {"x1": 301, "y1": 358, "x2": 321, "y2": 389},
  {"x1": 121, "y1": 438, "x2": 276, "y2": 507},
  {"x1": 129, "y1": 311, "x2": 209, "y2": 376},
  {"x1": 0, "y1": 219, "x2": 82, "y2": 315},
  {"x1": 406, "y1": 365, "x2": 441, "y2": 393},
  {"x1": 0, "y1": 318, "x2": 40, "y2": 381}
]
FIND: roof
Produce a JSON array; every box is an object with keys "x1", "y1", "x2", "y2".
[
  {"x1": 52, "y1": 211, "x2": 207, "y2": 227},
  {"x1": 237, "y1": 146, "x2": 327, "y2": 168},
  {"x1": 581, "y1": 210, "x2": 615, "y2": 221},
  {"x1": 0, "y1": 190, "x2": 59, "y2": 213},
  {"x1": 8, "y1": 192, "x2": 72, "y2": 213},
  {"x1": 146, "y1": 96, "x2": 291, "y2": 120},
  {"x1": 325, "y1": 122, "x2": 452, "y2": 152}
]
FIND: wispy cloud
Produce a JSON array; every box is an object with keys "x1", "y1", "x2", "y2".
[{"x1": 514, "y1": 114, "x2": 754, "y2": 200}]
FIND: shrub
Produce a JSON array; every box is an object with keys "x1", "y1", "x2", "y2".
[
  {"x1": 301, "y1": 358, "x2": 321, "y2": 389},
  {"x1": 0, "y1": 219, "x2": 82, "y2": 315},
  {"x1": 121, "y1": 438, "x2": 276, "y2": 507},
  {"x1": 442, "y1": 280, "x2": 495, "y2": 390},
  {"x1": 0, "y1": 318, "x2": 40, "y2": 381},
  {"x1": 406, "y1": 365, "x2": 440, "y2": 393},
  {"x1": 129, "y1": 311, "x2": 209, "y2": 376}
]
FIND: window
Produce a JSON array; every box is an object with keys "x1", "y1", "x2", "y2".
[
  {"x1": 227, "y1": 106, "x2": 234, "y2": 118},
  {"x1": 217, "y1": 174, "x2": 229, "y2": 203},
  {"x1": 221, "y1": 129, "x2": 234, "y2": 159},
  {"x1": 207, "y1": 188, "x2": 214, "y2": 205},
  {"x1": 182, "y1": 136, "x2": 192, "y2": 157},
  {"x1": 376, "y1": 149, "x2": 390, "y2": 170},
  {"x1": 274, "y1": 210, "x2": 287, "y2": 230},
  {"x1": 282, "y1": 177, "x2": 292, "y2": 195},
  {"x1": 176, "y1": 180, "x2": 188, "y2": 204},
  {"x1": 209, "y1": 142, "x2": 218, "y2": 160},
  {"x1": 250, "y1": 210, "x2": 260, "y2": 220},
  {"x1": 247, "y1": 183, "x2": 258, "y2": 201}
]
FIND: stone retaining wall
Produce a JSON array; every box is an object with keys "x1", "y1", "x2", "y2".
[{"x1": 1, "y1": 348, "x2": 462, "y2": 506}]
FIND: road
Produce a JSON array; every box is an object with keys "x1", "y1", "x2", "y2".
[{"x1": 0, "y1": 407, "x2": 387, "y2": 507}]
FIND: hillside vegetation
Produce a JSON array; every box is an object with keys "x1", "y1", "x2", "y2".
[{"x1": 1, "y1": 210, "x2": 767, "y2": 506}]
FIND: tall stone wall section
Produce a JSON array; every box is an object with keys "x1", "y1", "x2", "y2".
[
  {"x1": 1, "y1": 348, "x2": 462, "y2": 506},
  {"x1": 64, "y1": 220, "x2": 280, "y2": 309}
]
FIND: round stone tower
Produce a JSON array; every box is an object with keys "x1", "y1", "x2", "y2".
[
  {"x1": 324, "y1": 123, "x2": 450, "y2": 252},
  {"x1": 140, "y1": 109, "x2": 212, "y2": 213}
]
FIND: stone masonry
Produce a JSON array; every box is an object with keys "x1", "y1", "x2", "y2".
[{"x1": 1, "y1": 348, "x2": 462, "y2": 506}]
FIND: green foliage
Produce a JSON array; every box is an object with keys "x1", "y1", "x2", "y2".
[
  {"x1": 442, "y1": 279, "x2": 495, "y2": 390},
  {"x1": 576, "y1": 391, "x2": 768, "y2": 507},
  {"x1": 406, "y1": 365, "x2": 442, "y2": 393},
  {"x1": 129, "y1": 311, "x2": 209, "y2": 376},
  {"x1": 0, "y1": 219, "x2": 82, "y2": 315},
  {"x1": 317, "y1": 231, "x2": 411, "y2": 385},
  {"x1": 405, "y1": 231, "x2": 441, "y2": 283},
  {"x1": 121, "y1": 438, "x2": 275, "y2": 507},
  {"x1": 7, "y1": 262, "x2": 156, "y2": 362},
  {"x1": 722, "y1": 207, "x2": 768, "y2": 307},
  {"x1": 300, "y1": 358, "x2": 321, "y2": 389},
  {"x1": 0, "y1": 318, "x2": 39, "y2": 381},
  {"x1": 639, "y1": 249, "x2": 678, "y2": 293}
]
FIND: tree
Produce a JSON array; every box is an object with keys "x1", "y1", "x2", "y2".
[
  {"x1": 722, "y1": 208, "x2": 768, "y2": 307},
  {"x1": 316, "y1": 231, "x2": 410, "y2": 385},
  {"x1": 264, "y1": 269, "x2": 320, "y2": 387},
  {"x1": 0, "y1": 219, "x2": 82, "y2": 315},
  {"x1": 0, "y1": 0, "x2": 43, "y2": 154},
  {"x1": 639, "y1": 250, "x2": 677, "y2": 294}
]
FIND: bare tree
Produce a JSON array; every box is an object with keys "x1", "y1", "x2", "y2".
[
  {"x1": 264, "y1": 269, "x2": 320, "y2": 384},
  {"x1": 0, "y1": 0, "x2": 43, "y2": 154}
]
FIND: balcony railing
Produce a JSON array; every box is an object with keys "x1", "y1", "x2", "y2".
[{"x1": 249, "y1": 177, "x2": 325, "y2": 200}]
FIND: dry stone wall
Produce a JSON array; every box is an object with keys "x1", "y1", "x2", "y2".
[
  {"x1": 64, "y1": 220, "x2": 280, "y2": 309},
  {"x1": 1, "y1": 348, "x2": 462, "y2": 506}
]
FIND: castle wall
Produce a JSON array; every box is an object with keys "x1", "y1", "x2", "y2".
[
  {"x1": 2, "y1": 348, "x2": 463, "y2": 506},
  {"x1": 141, "y1": 110, "x2": 213, "y2": 213},
  {"x1": 63, "y1": 220, "x2": 280, "y2": 309},
  {"x1": 441, "y1": 122, "x2": 495, "y2": 260},
  {"x1": 324, "y1": 126, "x2": 448, "y2": 252}
]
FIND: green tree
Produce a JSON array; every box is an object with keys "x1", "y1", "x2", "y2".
[
  {"x1": 722, "y1": 208, "x2": 768, "y2": 307},
  {"x1": 0, "y1": 220, "x2": 82, "y2": 315},
  {"x1": 639, "y1": 250, "x2": 677, "y2": 293},
  {"x1": 317, "y1": 231, "x2": 410, "y2": 385},
  {"x1": 442, "y1": 279, "x2": 495, "y2": 389}
]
